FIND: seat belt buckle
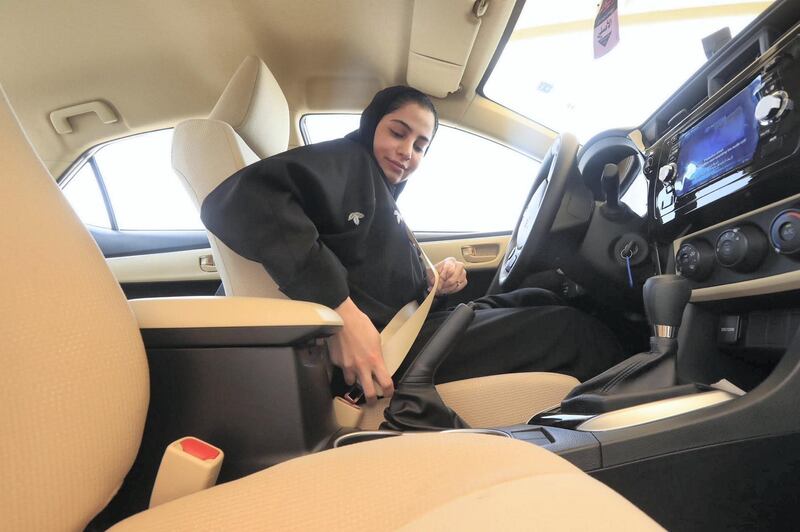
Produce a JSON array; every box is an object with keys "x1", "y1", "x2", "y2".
[
  {"x1": 332, "y1": 384, "x2": 365, "y2": 428},
  {"x1": 343, "y1": 384, "x2": 364, "y2": 405},
  {"x1": 149, "y1": 437, "x2": 224, "y2": 508}
]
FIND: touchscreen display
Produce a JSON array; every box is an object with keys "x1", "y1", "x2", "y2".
[{"x1": 675, "y1": 76, "x2": 762, "y2": 197}]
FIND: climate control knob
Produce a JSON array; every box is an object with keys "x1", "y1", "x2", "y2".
[
  {"x1": 770, "y1": 209, "x2": 800, "y2": 255},
  {"x1": 715, "y1": 225, "x2": 768, "y2": 272},
  {"x1": 676, "y1": 240, "x2": 714, "y2": 281}
]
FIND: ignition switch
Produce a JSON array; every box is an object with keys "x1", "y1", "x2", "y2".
[{"x1": 614, "y1": 233, "x2": 649, "y2": 267}]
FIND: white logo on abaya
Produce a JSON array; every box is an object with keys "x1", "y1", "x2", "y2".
[
  {"x1": 393, "y1": 209, "x2": 403, "y2": 224},
  {"x1": 347, "y1": 212, "x2": 365, "y2": 226}
]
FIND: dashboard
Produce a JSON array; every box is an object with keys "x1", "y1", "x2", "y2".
[
  {"x1": 566, "y1": 4, "x2": 800, "y2": 325},
  {"x1": 571, "y1": 5, "x2": 800, "y2": 330}
]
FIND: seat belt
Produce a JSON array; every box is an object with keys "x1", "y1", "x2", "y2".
[
  {"x1": 380, "y1": 237, "x2": 439, "y2": 376},
  {"x1": 333, "y1": 230, "x2": 440, "y2": 428}
]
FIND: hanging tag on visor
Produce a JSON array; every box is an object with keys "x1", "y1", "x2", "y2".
[{"x1": 594, "y1": 0, "x2": 620, "y2": 59}]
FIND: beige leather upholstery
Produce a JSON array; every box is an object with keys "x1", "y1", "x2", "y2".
[
  {"x1": 112, "y1": 433, "x2": 661, "y2": 531},
  {"x1": 0, "y1": 87, "x2": 150, "y2": 530},
  {"x1": 129, "y1": 296, "x2": 342, "y2": 329},
  {"x1": 438, "y1": 372, "x2": 578, "y2": 426},
  {"x1": 400, "y1": 462, "x2": 662, "y2": 530},
  {"x1": 1, "y1": 82, "x2": 660, "y2": 532},
  {"x1": 359, "y1": 372, "x2": 579, "y2": 430},
  {"x1": 172, "y1": 56, "x2": 289, "y2": 298},
  {"x1": 207, "y1": 56, "x2": 290, "y2": 159}
]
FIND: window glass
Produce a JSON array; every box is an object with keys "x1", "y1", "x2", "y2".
[
  {"x1": 93, "y1": 129, "x2": 204, "y2": 230},
  {"x1": 61, "y1": 163, "x2": 111, "y2": 228},
  {"x1": 302, "y1": 114, "x2": 360, "y2": 144},
  {"x1": 483, "y1": 0, "x2": 774, "y2": 141},
  {"x1": 620, "y1": 170, "x2": 648, "y2": 217},
  {"x1": 301, "y1": 114, "x2": 540, "y2": 233}
]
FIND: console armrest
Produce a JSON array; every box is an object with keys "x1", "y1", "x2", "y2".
[{"x1": 129, "y1": 296, "x2": 342, "y2": 348}]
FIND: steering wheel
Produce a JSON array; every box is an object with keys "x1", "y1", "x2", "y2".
[{"x1": 494, "y1": 133, "x2": 581, "y2": 290}]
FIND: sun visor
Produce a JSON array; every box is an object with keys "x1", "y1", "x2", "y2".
[{"x1": 406, "y1": 0, "x2": 483, "y2": 98}]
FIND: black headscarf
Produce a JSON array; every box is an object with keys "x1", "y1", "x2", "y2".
[{"x1": 344, "y1": 86, "x2": 439, "y2": 197}]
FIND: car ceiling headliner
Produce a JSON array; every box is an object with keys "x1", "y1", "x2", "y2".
[{"x1": 1, "y1": 0, "x2": 559, "y2": 177}]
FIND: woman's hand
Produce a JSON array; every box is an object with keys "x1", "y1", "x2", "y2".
[
  {"x1": 432, "y1": 257, "x2": 467, "y2": 296},
  {"x1": 328, "y1": 297, "x2": 394, "y2": 403}
]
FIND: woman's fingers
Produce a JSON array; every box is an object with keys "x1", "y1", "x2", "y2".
[
  {"x1": 358, "y1": 367, "x2": 377, "y2": 404},
  {"x1": 435, "y1": 259, "x2": 468, "y2": 295},
  {"x1": 374, "y1": 366, "x2": 395, "y2": 399},
  {"x1": 356, "y1": 351, "x2": 394, "y2": 403},
  {"x1": 332, "y1": 297, "x2": 391, "y2": 403},
  {"x1": 436, "y1": 258, "x2": 454, "y2": 280}
]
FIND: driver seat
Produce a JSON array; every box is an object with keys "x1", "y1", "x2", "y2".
[
  {"x1": 171, "y1": 56, "x2": 581, "y2": 429},
  {"x1": 0, "y1": 84, "x2": 661, "y2": 531}
]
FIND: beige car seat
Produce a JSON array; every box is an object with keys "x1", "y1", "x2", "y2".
[
  {"x1": 0, "y1": 84, "x2": 661, "y2": 532},
  {"x1": 171, "y1": 56, "x2": 580, "y2": 429}
]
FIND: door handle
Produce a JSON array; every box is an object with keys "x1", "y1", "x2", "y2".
[
  {"x1": 461, "y1": 244, "x2": 499, "y2": 263},
  {"x1": 199, "y1": 254, "x2": 217, "y2": 272}
]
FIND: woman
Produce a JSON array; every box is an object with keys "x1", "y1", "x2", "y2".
[{"x1": 201, "y1": 86, "x2": 621, "y2": 404}]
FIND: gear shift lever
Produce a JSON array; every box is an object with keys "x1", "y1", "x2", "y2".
[
  {"x1": 559, "y1": 275, "x2": 693, "y2": 414},
  {"x1": 644, "y1": 274, "x2": 692, "y2": 339}
]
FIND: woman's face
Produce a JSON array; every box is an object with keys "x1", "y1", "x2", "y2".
[{"x1": 372, "y1": 102, "x2": 435, "y2": 185}]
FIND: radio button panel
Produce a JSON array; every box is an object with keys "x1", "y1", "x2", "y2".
[{"x1": 653, "y1": 34, "x2": 800, "y2": 227}]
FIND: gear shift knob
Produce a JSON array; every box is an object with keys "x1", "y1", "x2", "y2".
[{"x1": 643, "y1": 274, "x2": 691, "y2": 337}]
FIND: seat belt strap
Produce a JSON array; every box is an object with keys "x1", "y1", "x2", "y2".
[
  {"x1": 333, "y1": 230, "x2": 440, "y2": 428},
  {"x1": 380, "y1": 235, "x2": 439, "y2": 376}
]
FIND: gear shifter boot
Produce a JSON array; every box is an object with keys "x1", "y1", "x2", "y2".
[
  {"x1": 381, "y1": 303, "x2": 474, "y2": 431},
  {"x1": 561, "y1": 337, "x2": 678, "y2": 414},
  {"x1": 381, "y1": 383, "x2": 469, "y2": 431},
  {"x1": 560, "y1": 275, "x2": 692, "y2": 415}
]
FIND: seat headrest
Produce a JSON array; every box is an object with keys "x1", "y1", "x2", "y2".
[{"x1": 209, "y1": 56, "x2": 290, "y2": 159}]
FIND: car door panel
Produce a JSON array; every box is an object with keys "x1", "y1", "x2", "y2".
[
  {"x1": 90, "y1": 227, "x2": 210, "y2": 258},
  {"x1": 418, "y1": 234, "x2": 509, "y2": 271},
  {"x1": 88, "y1": 227, "x2": 220, "y2": 298},
  {"x1": 106, "y1": 248, "x2": 219, "y2": 284},
  {"x1": 418, "y1": 233, "x2": 510, "y2": 301}
]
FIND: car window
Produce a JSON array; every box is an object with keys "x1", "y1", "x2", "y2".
[
  {"x1": 621, "y1": 170, "x2": 648, "y2": 217},
  {"x1": 61, "y1": 129, "x2": 204, "y2": 231},
  {"x1": 301, "y1": 114, "x2": 540, "y2": 233},
  {"x1": 61, "y1": 162, "x2": 112, "y2": 228}
]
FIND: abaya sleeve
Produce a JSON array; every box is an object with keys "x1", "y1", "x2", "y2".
[{"x1": 200, "y1": 143, "x2": 356, "y2": 310}]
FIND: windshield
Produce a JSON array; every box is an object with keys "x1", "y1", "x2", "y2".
[{"x1": 483, "y1": 0, "x2": 774, "y2": 141}]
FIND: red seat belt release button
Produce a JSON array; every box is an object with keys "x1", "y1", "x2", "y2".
[
  {"x1": 149, "y1": 436, "x2": 224, "y2": 508},
  {"x1": 180, "y1": 437, "x2": 221, "y2": 460}
]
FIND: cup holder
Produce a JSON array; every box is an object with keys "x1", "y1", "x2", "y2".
[
  {"x1": 441, "y1": 428, "x2": 511, "y2": 438},
  {"x1": 333, "y1": 428, "x2": 510, "y2": 448},
  {"x1": 333, "y1": 430, "x2": 402, "y2": 448}
]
